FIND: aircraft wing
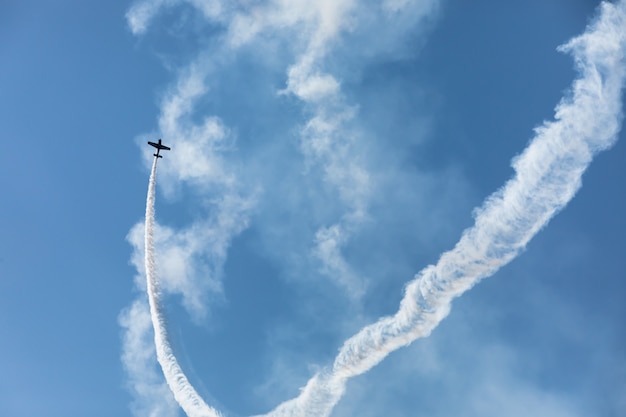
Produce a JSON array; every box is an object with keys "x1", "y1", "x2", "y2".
[{"x1": 148, "y1": 141, "x2": 170, "y2": 150}]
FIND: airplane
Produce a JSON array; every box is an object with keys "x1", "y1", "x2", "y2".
[{"x1": 148, "y1": 139, "x2": 171, "y2": 158}]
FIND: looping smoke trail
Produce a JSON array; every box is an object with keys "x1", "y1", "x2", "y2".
[
  {"x1": 255, "y1": 2, "x2": 626, "y2": 416},
  {"x1": 145, "y1": 158, "x2": 222, "y2": 417}
]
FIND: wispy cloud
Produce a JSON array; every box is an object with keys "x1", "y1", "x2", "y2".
[
  {"x1": 119, "y1": 299, "x2": 180, "y2": 417},
  {"x1": 127, "y1": 0, "x2": 441, "y2": 294},
  {"x1": 127, "y1": 0, "x2": 179, "y2": 35}
]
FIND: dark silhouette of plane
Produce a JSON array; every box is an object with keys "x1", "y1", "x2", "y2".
[{"x1": 148, "y1": 139, "x2": 171, "y2": 158}]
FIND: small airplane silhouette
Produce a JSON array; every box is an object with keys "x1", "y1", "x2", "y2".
[{"x1": 148, "y1": 139, "x2": 171, "y2": 158}]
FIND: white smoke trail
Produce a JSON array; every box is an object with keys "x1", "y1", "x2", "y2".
[
  {"x1": 253, "y1": 2, "x2": 626, "y2": 416},
  {"x1": 139, "y1": 2, "x2": 625, "y2": 417},
  {"x1": 144, "y1": 158, "x2": 222, "y2": 417}
]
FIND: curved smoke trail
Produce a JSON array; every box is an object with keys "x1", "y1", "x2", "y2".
[
  {"x1": 255, "y1": 2, "x2": 626, "y2": 417},
  {"x1": 144, "y1": 158, "x2": 222, "y2": 417},
  {"x1": 142, "y1": 2, "x2": 626, "y2": 417}
]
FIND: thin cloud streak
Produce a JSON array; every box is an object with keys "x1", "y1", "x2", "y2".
[
  {"x1": 253, "y1": 2, "x2": 626, "y2": 416},
  {"x1": 145, "y1": 158, "x2": 222, "y2": 417}
]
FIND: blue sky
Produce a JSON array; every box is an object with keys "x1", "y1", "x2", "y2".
[{"x1": 1, "y1": 1, "x2": 625, "y2": 417}]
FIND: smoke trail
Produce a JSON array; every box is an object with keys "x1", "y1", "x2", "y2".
[
  {"x1": 144, "y1": 158, "x2": 222, "y2": 417},
  {"x1": 255, "y1": 2, "x2": 626, "y2": 416},
  {"x1": 139, "y1": 2, "x2": 625, "y2": 417}
]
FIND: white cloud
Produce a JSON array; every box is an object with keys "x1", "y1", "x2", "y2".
[
  {"x1": 127, "y1": 0, "x2": 181, "y2": 35},
  {"x1": 128, "y1": 218, "x2": 239, "y2": 320},
  {"x1": 119, "y1": 299, "x2": 181, "y2": 417},
  {"x1": 313, "y1": 224, "x2": 365, "y2": 297}
]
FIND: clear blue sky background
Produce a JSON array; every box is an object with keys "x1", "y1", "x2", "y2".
[{"x1": 1, "y1": 1, "x2": 624, "y2": 417}]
